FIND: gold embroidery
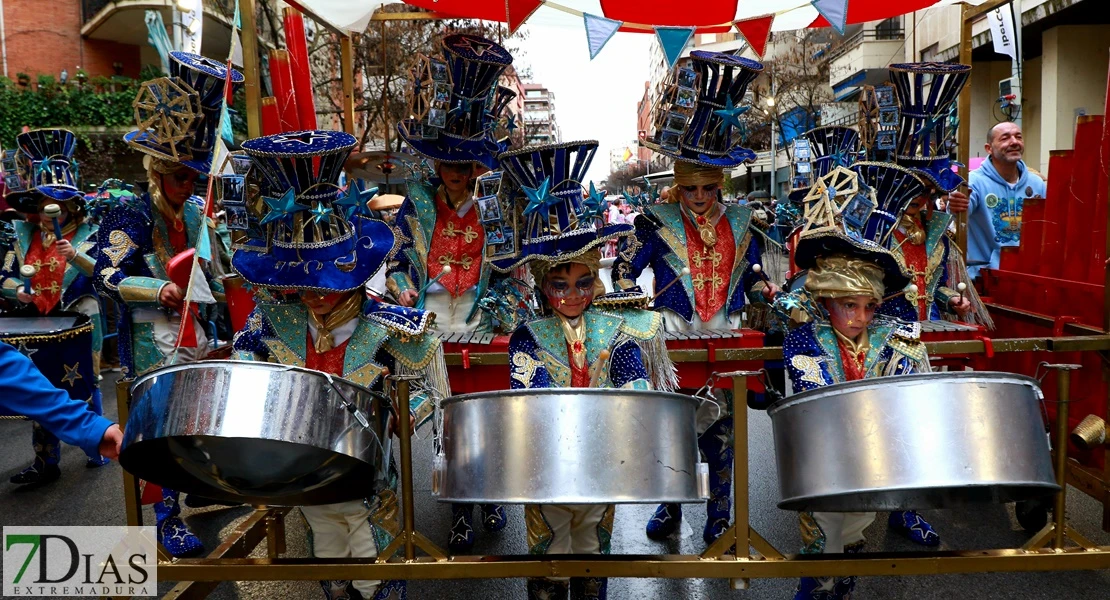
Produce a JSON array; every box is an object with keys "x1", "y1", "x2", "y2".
[
  {"x1": 692, "y1": 272, "x2": 724, "y2": 291},
  {"x1": 511, "y1": 352, "x2": 542, "y2": 386},
  {"x1": 437, "y1": 254, "x2": 474, "y2": 271},
  {"x1": 104, "y1": 230, "x2": 138, "y2": 267},
  {"x1": 99, "y1": 267, "x2": 120, "y2": 291},
  {"x1": 790, "y1": 354, "x2": 826, "y2": 385},
  {"x1": 442, "y1": 221, "x2": 479, "y2": 243},
  {"x1": 32, "y1": 281, "x2": 61, "y2": 295},
  {"x1": 691, "y1": 248, "x2": 723, "y2": 269}
]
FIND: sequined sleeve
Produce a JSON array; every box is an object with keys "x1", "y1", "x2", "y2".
[
  {"x1": 508, "y1": 326, "x2": 553, "y2": 389},
  {"x1": 783, "y1": 322, "x2": 835, "y2": 393},
  {"x1": 93, "y1": 205, "x2": 165, "y2": 306},
  {"x1": 609, "y1": 336, "x2": 651, "y2": 390},
  {"x1": 385, "y1": 197, "x2": 420, "y2": 297},
  {"x1": 231, "y1": 307, "x2": 273, "y2": 361},
  {"x1": 610, "y1": 213, "x2": 658, "y2": 290}
]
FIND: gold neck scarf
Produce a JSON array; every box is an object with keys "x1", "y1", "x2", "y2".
[
  {"x1": 899, "y1": 214, "x2": 925, "y2": 246},
  {"x1": 437, "y1": 184, "x2": 470, "y2": 212},
  {"x1": 305, "y1": 292, "x2": 363, "y2": 353},
  {"x1": 833, "y1": 327, "x2": 870, "y2": 355},
  {"x1": 40, "y1": 218, "x2": 78, "y2": 247}
]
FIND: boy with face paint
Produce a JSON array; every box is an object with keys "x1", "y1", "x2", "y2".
[
  {"x1": 612, "y1": 52, "x2": 776, "y2": 545},
  {"x1": 391, "y1": 33, "x2": 519, "y2": 552},
  {"x1": 1, "y1": 128, "x2": 110, "y2": 485},
  {"x1": 499, "y1": 141, "x2": 674, "y2": 600}
]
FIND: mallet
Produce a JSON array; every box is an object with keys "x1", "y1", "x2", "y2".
[
  {"x1": 882, "y1": 283, "x2": 918, "y2": 303},
  {"x1": 588, "y1": 349, "x2": 612, "y2": 388},
  {"x1": 651, "y1": 267, "x2": 691, "y2": 302},
  {"x1": 415, "y1": 264, "x2": 451, "y2": 310},
  {"x1": 19, "y1": 264, "x2": 37, "y2": 297},
  {"x1": 43, "y1": 203, "x2": 63, "y2": 241},
  {"x1": 957, "y1": 281, "x2": 967, "y2": 304}
]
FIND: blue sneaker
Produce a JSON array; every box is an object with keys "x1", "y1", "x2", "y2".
[
  {"x1": 155, "y1": 489, "x2": 204, "y2": 558},
  {"x1": 645, "y1": 503, "x2": 682, "y2": 540},
  {"x1": 371, "y1": 580, "x2": 406, "y2": 600},
  {"x1": 570, "y1": 576, "x2": 607, "y2": 600},
  {"x1": 888, "y1": 510, "x2": 939, "y2": 546},
  {"x1": 448, "y1": 504, "x2": 475, "y2": 554},
  {"x1": 480, "y1": 504, "x2": 508, "y2": 532}
]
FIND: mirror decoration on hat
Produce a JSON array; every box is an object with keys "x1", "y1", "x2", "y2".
[{"x1": 13, "y1": 129, "x2": 82, "y2": 205}]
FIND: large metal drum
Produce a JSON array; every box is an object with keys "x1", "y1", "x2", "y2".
[
  {"x1": 437, "y1": 388, "x2": 705, "y2": 504},
  {"x1": 121, "y1": 361, "x2": 391, "y2": 506},
  {"x1": 769, "y1": 371, "x2": 1058, "y2": 511}
]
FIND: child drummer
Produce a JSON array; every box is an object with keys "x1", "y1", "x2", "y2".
[
  {"x1": 231, "y1": 130, "x2": 449, "y2": 600},
  {"x1": 497, "y1": 140, "x2": 676, "y2": 600},
  {"x1": 773, "y1": 163, "x2": 932, "y2": 600}
]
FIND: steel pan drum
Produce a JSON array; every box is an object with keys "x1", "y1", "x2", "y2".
[
  {"x1": 769, "y1": 371, "x2": 1058, "y2": 511},
  {"x1": 437, "y1": 388, "x2": 705, "y2": 504},
  {"x1": 121, "y1": 361, "x2": 391, "y2": 506}
]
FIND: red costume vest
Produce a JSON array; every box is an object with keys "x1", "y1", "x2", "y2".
[
  {"x1": 894, "y1": 228, "x2": 929, "y2": 320},
  {"x1": 838, "y1": 340, "x2": 868, "y2": 382},
  {"x1": 427, "y1": 198, "x2": 484, "y2": 298},
  {"x1": 305, "y1": 332, "x2": 352, "y2": 376},
  {"x1": 25, "y1": 228, "x2": 75, "y2": 314},
  {"x1": 682, "y1": 212, "x2": 735, "y2": 323}
]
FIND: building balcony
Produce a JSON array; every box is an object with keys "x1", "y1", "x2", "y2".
[
  {"x1": 825, "y1": 27, "x2": 905, "y2": 101},
  {"x1": 81, "y1": 0, "x2": 241, "y2": 63}
]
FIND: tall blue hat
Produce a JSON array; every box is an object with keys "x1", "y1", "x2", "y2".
[
  {"x1": 491, "y1": 140, "x2": 630, "y2": 272},
  {"x1": 640, "y1": 51, "x2": 763, "y2": 168},
  {"x1": 231, "y1": 131, "x2": 396, "y2": 292},
  {"x1": 4, "y1": 129, "x2": 82, "y2": 212},
  {"x1": 397, "y1": 34, "x2": 515, "y2": 171},
  {"x1": 793, "y1": 164, "x2": 915, "y2": 293},
  {"x1": 788, "y1": 126, "x2": 861, "y2": 202},
  {"x1": 124, "y1": 52, "x2": 244, "y2": 174},
  {"x1": 889, "y1": 62, "x2": 971, "y2": 192}
]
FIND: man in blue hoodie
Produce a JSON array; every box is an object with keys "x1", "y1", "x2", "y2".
[{"x1": 948, "y1": 122, "x2": 1046, "y2": 278}]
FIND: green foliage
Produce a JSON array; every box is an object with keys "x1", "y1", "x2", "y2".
[{"x1": 0, "y1": 77, "x2": 142, "y2": 148}]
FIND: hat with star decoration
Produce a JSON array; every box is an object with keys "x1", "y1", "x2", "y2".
[
  {"x1": 641, "y1": 51, "x2": 763, "y2": 169},
  {"x1": 230, "y1": 130, "x2": 397, "y2": 292},
  {"x1": 124, "y1": 52, "x2": 244, "y2": 174},
  {"x1": 888, "y1": 62, "x2": 971, "y2": 193},
  {"x1": 397, "y1": 33, "x2": 516, "y2": 170},
  {"x1": 5, "y1": 128, "x2": 83, "y2": 212},
  {"x1": 490, "y1": 140, "x2": 631, "y2": 273}
]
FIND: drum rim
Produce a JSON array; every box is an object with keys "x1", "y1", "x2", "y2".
[
  {"x1": 0, "y1": 311, "x2": 92, "y2": 339},
  {"x1": 441, "y1": 386, "x2": 701, "y2": 407},
  {"x1": 767, "y1": 370, "x2": 1042, "y2": 416},
  {"x1": 129, "y1": 359, "x2": 378, "y2": 396}
]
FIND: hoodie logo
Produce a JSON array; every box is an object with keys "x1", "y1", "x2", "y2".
[
  {"x1": 984, "y1": 193, "x2": 1000, "y2": 209},
  {"x1": 1025, "y1": 186, "x2": 1033, "y2": 197}
]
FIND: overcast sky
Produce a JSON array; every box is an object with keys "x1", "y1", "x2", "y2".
[{"x1": 515, "y1": 22, "x2": 653, "y2": 185}]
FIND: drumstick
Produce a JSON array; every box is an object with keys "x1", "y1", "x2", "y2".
[
  {"x1": 882, "y1": 283, "x2": 918, "y2": 303},
  {"x1": 43, "y1": 204, "x2": 63, "y2": 241},
  {"x1": 752, "y1": 263, "x2": 771, "y2": 285},
  {"x1": 19, "y1": 264, "x2": 37, "y2": 297},
  {"x1": 415, "y1": 265, "x2": 452, "y2": 309},
  {"x1": 957, "y1": 282, "x2": 967, "y2": 303},
  {"x1": 651, "y1": 267, "x2": 691, "y2": 302},
  {"x1": 588, "y1": 349, "x2": 612, "y2": 388}
]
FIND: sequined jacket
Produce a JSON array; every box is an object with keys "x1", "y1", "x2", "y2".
[
  {"x1": 508, "y1": 307, "x2": 676, "y2": 391},
  {"x1": 386, "y1": 179, "x2": 493, "y2": 323},
  {"x1": 880, "y1": 212, "x2": 960, "y2": 322},
  {"x1": 232, "y1": 297, "x2": 448, "y2": 427},
  {"x1": 783, "y1": 317, "x2": 930, "y2": 394},
  {"x1": 611, "y1": 202, "x2": 764, "y2": 323},
  {"x1": 92, "y1": 193, "x2": 229, "y2": 376},
  {"x1": 1, "y1": 220, "x2": 99, "y2": 310}
]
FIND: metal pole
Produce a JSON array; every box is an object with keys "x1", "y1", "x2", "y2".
[
  {"x1": 396, "y1": 378, "x2": 416, "y2": 561},
  {"x1": 731, "y1": 374, "x2": 750, "y2": 589},
  {"x1": 1052, "y1": 368, "x2": 1073, "y2": 550},
  {"x1": 956, "y1": 3, "x2": 972, "y2": 257},
  {"x1": 116, "y1": 377, "x2": 143, "y2": 528},
  {"x1": 341, "y1": 34, "x2": 356, "y2": 135},
  {"x1": 239, "y1": 0, "x2": 262, "y2": 138},
  {"x1": 769, "y1": 71, "x2": 777, "y2": 199}
]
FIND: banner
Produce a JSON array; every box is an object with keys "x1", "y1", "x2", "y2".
[{"x1": 989, "y1": 4, "x2": 1018, "y2": 61}]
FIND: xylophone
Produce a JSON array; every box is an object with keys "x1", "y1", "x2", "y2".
[{"x1": 436, "y1": 328, "x2": 766, "y2": 393}]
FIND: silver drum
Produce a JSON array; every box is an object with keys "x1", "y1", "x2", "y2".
[
  {"x1": 121, "y1": 361, "x2": 392, "y2": 506},
  {"x1": 437, "y1": 388, "x2": 705, "y2": 504},
  {"x1": 769, "y1": 371, "x2": 1059, "y2": 511}
]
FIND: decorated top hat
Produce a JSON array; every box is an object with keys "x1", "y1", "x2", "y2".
[
  {"x1": 641, "y1": 51, "x2": 763, "y2": 168},
  {"x1": 3, "y1": 129, "x2": 83, "y2": 213},
  {"x1": 889, "y1": 62, "x2": 971, "y2": 192},
  {"x1": 788, "y1": 126, "x2": 861, "y2": 202},
  {"x1": 397, "y1": 33, "x2": 515, "y2": 171},
  {"x1": 124, "y1": 52, "x2": 244, "y2": 174},
  {"x1": 792, "y1": 164, "x2": 915, "y2": 293},
  {"x1": 491, "y1": 140, "x2": 630, "y2": 272},
  {"x1": 230, "y1": 130, "x2": 396, "y2": 292}
]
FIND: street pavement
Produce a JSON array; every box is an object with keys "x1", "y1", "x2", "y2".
[{"x1": 1, "y1": 372, "x2": 1108, "y2": 599}]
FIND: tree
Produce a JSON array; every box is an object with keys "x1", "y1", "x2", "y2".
[{"x1": 601, "y1": 162, "x2": 648, "y2": 195}]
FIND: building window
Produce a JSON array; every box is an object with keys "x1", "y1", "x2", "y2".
[
  {"x1": 525, "y1": 90, "x2": 544, "y2": 98},
  {"x1": 875, "y1": 17, "x2": 902, "y2": 40},
  {"x1": 920, "y1": 43, "x2": 939, "y2": 63}
]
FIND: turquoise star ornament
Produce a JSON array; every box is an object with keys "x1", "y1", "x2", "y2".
[
  {"x1": 713, "y1": 96, "x2": 750, "y2": 135},
  {"x1": 580, "y1": 182, "x2": 608, "y2": 220},
  {"x1": 260, "y1": 188, "x2": 308, "y2": 225},
  {"x1": 522, "y1": 177, "x2": 554, "y2": 216},
  {"x1": 309, "y1": 202, "x2": 334, "y2": 224},
  {"x1": 505, "y1": 113, "x2": 518, "y2": 134}
]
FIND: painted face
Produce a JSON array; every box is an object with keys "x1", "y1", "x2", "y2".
[
  {"x1": 436, "y1": 162, "x2": 475, "y2": 197},
  {"x1": 987, "y1": 122, "x2": 1024, "y2": 165},
  {"x1": 299, "y1": 290, "x2": 350, "y2": 316},
  {"x1": 542, "y1": 262, "x2": 597, "y2": 319},
  {"x1": 160, "y1": 169, "x2": 199, "y2": 208},
  {"x1": 824, "y1": 295, "x2": 878, "y2": 341},
  {"x1": 678, "y1": 182, "x2": 720, "y2": 215},
  {"x1": 904, "y1": 195, "x2": 928, "y2": 217}
]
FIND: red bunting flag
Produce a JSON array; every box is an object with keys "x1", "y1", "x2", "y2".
[
  {"x1": 506, "y1": 0, "x2": 543, "y2": 34},
  {"x1": 733, "y1": 14, "x2": 774, "y2": 60}
]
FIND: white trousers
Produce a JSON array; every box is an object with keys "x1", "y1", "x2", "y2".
[
  {"x1": 132, "y1": 307, "x2": 210, "y2": 363},
  {"x1": 801, "y1": 511, "x2": 875, "y2": 592},
  {"x1": 527, "y1": 503, "x2": 613, "y2": 583},
  {"x1": 424, "y1": 288, "x2": 479, "y2": 333},
  {"x1": 300, "y1": 500, "x2": 381, "y2": 596}
]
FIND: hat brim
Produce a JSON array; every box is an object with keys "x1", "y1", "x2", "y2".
[
  {"x1": 396, "y1": 123, "x2": 503, "y2": 171},
  {"x1": 491, "y1": 223, "x2": 633, "y2": 273},
  {"x1": 906, "y1": 162, "x2": 965, "y2": 193},
  {"x1": 123, "y1": 130, "x2": 212, "y2": 174},
  {"x1": 640, "y1": 139, "x2": 757, "y2": 169},
  {"x1": 231, "y1": 216, "x2": 396, "y2": 292},
  {"x1": 794, "y1": 232, "x2": 910, "y2": 294}
]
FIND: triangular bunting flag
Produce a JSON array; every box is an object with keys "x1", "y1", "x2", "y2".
[
  {"x1": 733, "y1": 14, "x2": 774, "y2": 59},
  {"x1": 811, "y1": 0, "x2": 849, "y2": 35},
  {"x1": 654, "y1": 26, "x2": 696, "y2": 69},
  {"x1": 507, "y1": 0, "x2": 543, "y2": 35},
  {"x1": 584, "y1": 13, "x2": 622, "y2": 60}
]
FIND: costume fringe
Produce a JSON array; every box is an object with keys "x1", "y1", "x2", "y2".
[
  {"x1": 947, "y1": 246, "x2": 995, "y2": 330},
  {"x1": 641, "y1": 334, "x2": 679, "y2": 392},
  {"x1": 395, "y1": 344, "x2": 451, "y2": 431}
]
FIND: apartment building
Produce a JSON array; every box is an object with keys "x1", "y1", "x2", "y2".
[{"x1": 522, "y1": 83, "x2": 561, "y2": 145}]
